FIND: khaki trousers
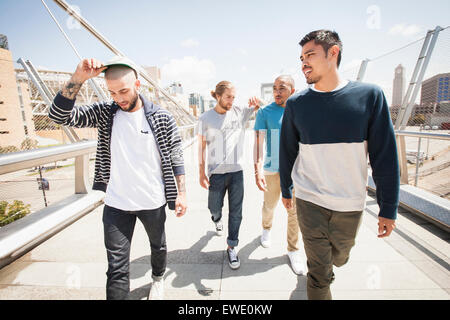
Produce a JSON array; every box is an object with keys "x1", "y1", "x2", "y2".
[
  {"x1": 262, "y1": 173, "x2": 299, "y2": 252},
  {"x1": 296, "y1": 198, "x2": 363, "y2": 300}
]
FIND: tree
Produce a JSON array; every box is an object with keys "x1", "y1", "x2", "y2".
[{"x1": 0, "y1": 200, "x2": 31, "y2": 227}]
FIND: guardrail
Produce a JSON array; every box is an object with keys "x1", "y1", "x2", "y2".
[
  {"x1": 0, "y1": 140, "x2": 96, "y2": 194},
  {"x1": 0, "y1": 140, "x2": 102, "y2": 268},
  {"x1": 375, "y1": 130, "x2": 450, "y2": 232},
  {"x1": 0, "y1": 124, "x2": 197, "y2": 269},
  {"x1": 396, "y1": 130, "x2": 450, "y2": 185}
]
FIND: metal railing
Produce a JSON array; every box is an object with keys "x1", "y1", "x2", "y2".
[
  {"x1": 0, "y1": 124, "x2": 197, "y2": 267},
  {"x1": 396, "y1": 130, "x2": 450, "y2": 189},
  {"x1": 0, "y1": 140, "x2": 96, "y2": 194}
]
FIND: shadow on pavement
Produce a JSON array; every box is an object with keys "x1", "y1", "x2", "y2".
[{"x1": 129, "y1": 231, "x2": 307, "y2": 300}]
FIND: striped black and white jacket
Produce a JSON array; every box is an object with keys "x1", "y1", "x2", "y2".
[{"x1": 49, "y1": 92, "x2": 185, "y2": 210}]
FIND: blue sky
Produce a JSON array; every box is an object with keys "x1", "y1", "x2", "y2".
[{"x1": 1, "y1": 0, "x2": 449, "y2": 105}]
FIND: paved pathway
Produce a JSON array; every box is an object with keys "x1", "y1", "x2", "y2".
[{"x1": 0, "y1": 131, "x2": 449, "y2": 300}]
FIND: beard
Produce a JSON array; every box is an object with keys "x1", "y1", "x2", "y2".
[
  {"x1": 217, "y1": 98, "x2": 232, "y2": 111},
  {"x1": 306, "y1": 74, "x2": 321, "y2": 85},
  {"x1": 123, "y1": 91, "x2": 139, "y2": 112}
]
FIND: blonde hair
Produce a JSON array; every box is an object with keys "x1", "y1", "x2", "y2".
[{"x1": 211, "y1": 81, "x2": 234, "y2": 100}]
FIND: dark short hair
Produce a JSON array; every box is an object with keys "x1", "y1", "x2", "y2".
[{"x1": 299, "y1": 30, "x2": 343, "y2": 67}]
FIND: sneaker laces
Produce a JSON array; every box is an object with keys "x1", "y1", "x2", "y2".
[{"x1": 228, "y1": 248, "x2": 238, "y2": 262}]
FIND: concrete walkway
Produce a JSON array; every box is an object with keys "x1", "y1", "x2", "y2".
[{"x1": 0, "y1": 131, "x2": 449, "y2": 300}]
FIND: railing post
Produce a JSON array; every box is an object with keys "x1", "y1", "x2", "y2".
[
  {"x1": 396, "y1": 135, "x2": 409, "y2": 185},
  {"x1": 356, "y1": 59, "x2": 369, "y2": 82},
  {"x1": 75, "y1": 154, "x2": 89, "y2": 194}
]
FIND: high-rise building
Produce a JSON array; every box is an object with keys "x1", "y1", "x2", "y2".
[
  {"x1": 260, "y1": 83, "x2": 273, "y2": 104},
  {"x1": 392, "y1": 64, "x2": 405, "y2": 107},
  {"x1": 0, "y1": 34, "x2": 8, "y2": 50},
  {"x1": 0, "y1": 47, "x2": 36, "y2": 149},
  {"x1": 168, "y1": 82, "x2": 183, "y2": 95},
  {"x1": 189, "y1": 93, "x2": 205, "y2": 117},
  {"x1": 143, "y1": 66, "x2": 161, "y2": 84},
  {"x1": 419, "y1": 73, "x2": 450, "y2": 128},
  {"x1": 421, "y1": 73, "x2": 450, "y2": 106}
]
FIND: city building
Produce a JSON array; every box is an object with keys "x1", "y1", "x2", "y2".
[
  {"x1": 188, "y1": 93, "x2": 205, "y2": 117},
  {"x1": 168, "y1": 82, "x2": 183, "y2": 95},
  {"x1": 392, "y1": 64, "x2": 406, "y2": 107},
  {"x1": 418, "y1": 73, "x2": 450, "y2": 128},
  {"x1": 421, "y1": 72, "x2": 450, "y2": 107},
  {"x1": 143, "y1": 66, "x2": 161, "y2": 84},
  {"x1": 0, "y1": 45, "x2": 36, "y2": 150},
  {"x1": 207, "y1": 99, "x2": 215, "y2": 110},
  {"x1": 0, "y1": 34, "x2": 8, "y2": 50},
  {"x1": 260, "y1": 83, "x2": 273, "y2": 104}
]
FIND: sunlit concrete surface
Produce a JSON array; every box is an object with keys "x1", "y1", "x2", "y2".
[{"x1": 0, "y1": 131, "x2": 448, "y2": 300}]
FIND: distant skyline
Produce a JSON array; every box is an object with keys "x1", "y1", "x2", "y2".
[{"x1": 0, "y1": 0, "x2": 449, "y2": 105}]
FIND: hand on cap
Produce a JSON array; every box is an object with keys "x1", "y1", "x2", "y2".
[{"x1": 73, "y1": 58, "x2": 107, "y2": 83}]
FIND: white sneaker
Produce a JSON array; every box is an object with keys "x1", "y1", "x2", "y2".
[
  {"x1": 148, "y1": 278, "x2": 164, "y2": 300},
  {"x1": 287, "y1": 250, "x2": 306, "y2": 275},
  {"x1": 260, "y1": 229, "x2": 271, "y2": 248},
  {"x1": 215, "y1": 220, "x2": 223, "y2": 236}
]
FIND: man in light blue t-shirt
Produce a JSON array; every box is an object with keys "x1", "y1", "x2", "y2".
[{"x1": 253, "y1": 75, "x2": 305, "y2": 275}]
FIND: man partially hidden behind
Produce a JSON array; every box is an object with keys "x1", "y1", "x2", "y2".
[
  {"x1": 280, "y1": 30, "x2": 400, "y2": 300},
  {"x1": 253, "y1": 75, "x2": 305, "y2": 275},
  {"x1": 49, "y1": 56, "x2": 187, "y2": 300}
]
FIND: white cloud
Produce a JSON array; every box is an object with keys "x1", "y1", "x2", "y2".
[
  {"x1": 180, "y1": 38, "x2": 199, "y2": 48},
  {"x1": 388, "y1": 24, "x2": 423, "y2": 37},
  {"x1": 237, "y1": 48, "x2": 248, "y2": 56},
  {"x1": 161, "y1": 56, "x2": 216, "y2": 94}
]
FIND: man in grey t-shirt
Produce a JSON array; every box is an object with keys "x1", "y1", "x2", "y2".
[{"x1": 198, "y1": 80, "x2": 259, "y2": 270}]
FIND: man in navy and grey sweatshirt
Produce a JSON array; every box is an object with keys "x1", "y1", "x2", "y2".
[{"x1": 279, "y1": 30, "x2": 400, "y2": 300}]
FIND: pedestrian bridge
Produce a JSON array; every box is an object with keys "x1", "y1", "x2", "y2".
[{"x1": 0, "y1": 130, "x2": 448, "y2": 300}]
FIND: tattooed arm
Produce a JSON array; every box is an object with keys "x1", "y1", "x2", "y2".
[
  {"x1": 61, "y1": 58, "x2": 106, "y2": 100},
  {"x1": 175, "y1": 174, "x2": 187, "y2": 217},
  {"x1": 61, "y1": 80, "x2": 83, "y2": 100},
  {"x1": 49, "y1": 58, "x2": 107, "y2": 128},
  {"x1": 175, "y1": 174, "x2": 186, "y2": 193}
]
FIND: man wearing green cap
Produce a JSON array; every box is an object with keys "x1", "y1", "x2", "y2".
[{"x1": 49, "y1": 57, "x2": 187, "y2": 300}]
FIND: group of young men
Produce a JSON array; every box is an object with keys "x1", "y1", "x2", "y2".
[{"x1": 49, "y1": 29, "x2": 400, "y2": 300}]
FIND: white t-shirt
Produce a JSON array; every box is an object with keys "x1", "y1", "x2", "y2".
[
  {"x1": 105, "y1": 107, "x2": 166, "y2": 211},
  {"x1": 311, "y1": 80, "x2": 349, "y2": 92}
]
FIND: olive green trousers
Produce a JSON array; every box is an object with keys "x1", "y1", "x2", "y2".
[{"x1": 296, "y1": 198, "x2": 363, "y2": 300}]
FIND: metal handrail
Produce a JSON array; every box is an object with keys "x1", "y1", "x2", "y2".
[
  {"x1": 0, "y1": 140, "x2": 96, "y2": 194},
  {"x1": 395, "y1": 130, "x2": 450, "y2": 140},
  {"x1": 0, "y1": 140, "x2": 96, "y2": 175},
  {"x1": 394, "y1": 129, "x2": 450, "y2": 186}
]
